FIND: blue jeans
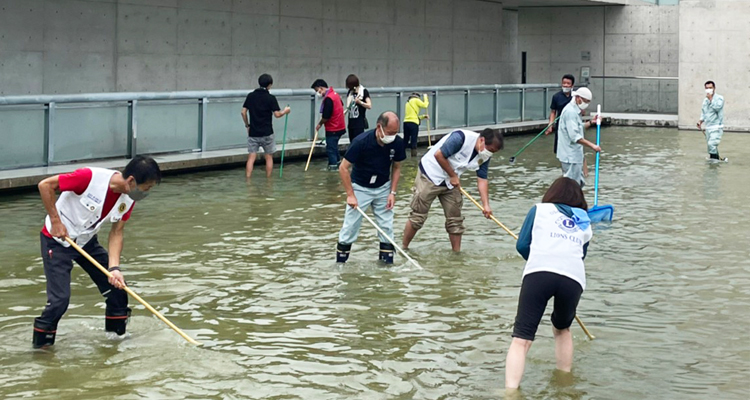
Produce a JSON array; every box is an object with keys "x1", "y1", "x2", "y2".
[
  {"x1": 339, "y1": 182, "x2": 393, "y2": 245},
  {"x1": 326, "y1": 131, "x2": 345, "y2": 166}
]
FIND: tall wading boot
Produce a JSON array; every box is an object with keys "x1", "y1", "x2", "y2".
[
  {"x1": 105, "y1": 307, "x2": 132, "y2": 336},
  {"x1": 32, "y1": 318, "x2": 57, "y2": 349},
  {"x1": 411, "y1": 148, "x2": 418, "y2": 158},
  {"x1": 336, "y1": 242, "x2": 352, "y2": 263},
  {"x1": 379, "y1": 242, "x2": 395, "y2": 264}
]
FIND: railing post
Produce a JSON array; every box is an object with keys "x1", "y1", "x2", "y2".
[
  {"x1": 44, "y1": 102, "x2": 56, "y2": 166},
  {"x1": 543, "y1": 88, "x2": 549, "y2": 118},
  {"x1": 198, "y1": 97, "x2": 208, "y2": 152},
  {"x1": 396, "y1": 92, "x2": 402, "y2": 123},
  {"x1": 464, "y1": 89, "x2": 470, "y2": 127},
  {"x1": 128, "y1": 100, "x2": 138, "y2": 158},
  {"x1": 433, "y1": 90, "x2": 439, "y2": 129},
  {"x1": 520, "y1": 88, "x2": 526, "y2": 121},
  {"x1": 493, "y1": 88, "x2": 499, "y2": 124},
  {"x1": 310, "y1": 94, "x2": 316, "y2": 140}
]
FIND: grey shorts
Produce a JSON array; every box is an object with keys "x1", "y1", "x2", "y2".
[
  {"x1": 247, "y1": 134, "x2": 276, "y2": 154},
  {"x1": 561, "y1": 162, "x2": 585, "y2": 187}
]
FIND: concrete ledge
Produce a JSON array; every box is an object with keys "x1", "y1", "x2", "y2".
[
  {"x1": 0, "y1": 119, "x2": 589, "y2": 191},
  {"x1": 603, "y1": 113, "x2": 678, "y2": 128}
]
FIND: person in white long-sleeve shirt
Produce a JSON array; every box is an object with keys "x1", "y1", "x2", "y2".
[{"x1": 556, "y1": 87, "x2": 601, "y2": 187}]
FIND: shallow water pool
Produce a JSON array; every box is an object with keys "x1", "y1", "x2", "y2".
[{"x1": 0, "y1": 126, "x2": 748, "y2": 399}]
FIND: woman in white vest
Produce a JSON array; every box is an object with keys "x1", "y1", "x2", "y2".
[
  {"x1": 504, "y1": 177, "x2": 593, "y2": 390},
  {"x1": 402, "y1": 128, "x2": 504, "y2": 252},
  {"x1": 32, "y1": 156, "x2": 161, "y2": 348}
]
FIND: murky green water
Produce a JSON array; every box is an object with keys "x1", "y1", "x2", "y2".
[{"x1": 1, "y1": 127, "x2": 749, "y2": 399}]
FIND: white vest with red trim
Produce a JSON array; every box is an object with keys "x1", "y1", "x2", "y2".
[{"x1": 45, "y1": 167, "x2": 134, "y2": 247}]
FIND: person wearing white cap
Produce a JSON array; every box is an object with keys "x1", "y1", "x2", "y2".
[{"x1": 556, "y1": 87, "x2": 601, "y2": 187}]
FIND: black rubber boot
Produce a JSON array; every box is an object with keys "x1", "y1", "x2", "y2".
[
  {"x1": 105, "y1": 307, "x2": 132, "y2": 335},
  {"x1": 710, "y1": 153, "x2": 720, "y2": 160},
  {"x1": 336, "y1": 242, "x2": 352, "y2": 263},
  {"x1": 32, "y1": 318, "x2": 57, "y2": 349},
  {"x1": 379, "y1": 242, "x2": 395, "y2": 264}
]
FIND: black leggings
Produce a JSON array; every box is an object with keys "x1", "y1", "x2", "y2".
[{"x1": 511, "y1": 271, "x2": 582, "y2": 341}]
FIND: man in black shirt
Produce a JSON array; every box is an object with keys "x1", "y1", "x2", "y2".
[
  {"x1": 336, "y1": 111, "x2": 406, "y2": 264},
  {"x1": 241, "y1": 74, "x2": 290, "y2": 179}
]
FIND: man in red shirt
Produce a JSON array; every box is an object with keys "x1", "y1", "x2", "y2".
[{"x1": 33, "y1": 156, "x2": 161, "y2": 348}]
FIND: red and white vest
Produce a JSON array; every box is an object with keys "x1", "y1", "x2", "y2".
[
  {"x1": 45, "y1": 167, "x2": 134, "y2": 247},
  {"x1": 324, "y1": 88, "x2": 346, "y2": 133}
]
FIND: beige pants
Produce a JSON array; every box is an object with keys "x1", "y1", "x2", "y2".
[{"x1": 408, "y1": 173, "x2": 465, "y2": 234}]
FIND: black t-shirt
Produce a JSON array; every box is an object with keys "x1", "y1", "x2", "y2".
[
  {"x1": 322, "y1": 97, "x2": 333, "y2": 119},
  {"x1": 346, "y1": 88, "x2": 370, "y2": 132},
  {"x1": 344, "y1": 130, "x2": 406, "y2": 188},
  {"x1": 550, "y1": 91, "x2": 573, "y2": 126},
  {"x1": 242, "y1": 88, "x2": 280, "y2": 137}
]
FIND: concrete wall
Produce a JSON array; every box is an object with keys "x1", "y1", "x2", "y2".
[
  {"x1": 0, "y1": 0, "x2": 519, "y2": 95},
  {"x1": 518, "y1": 4, "x2": 679, "y2": 114},
  {"x1": 679, "y1": 0, "x2": 750, "y2": 131},
  {"x1": 519, "y1": 7, "x2": 605, "y2": 90}
]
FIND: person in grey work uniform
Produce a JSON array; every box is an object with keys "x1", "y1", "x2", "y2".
[
  {"x1": 697, "y1": 80, "x2": 726, "y2": 162},
  {"x1": 556, "y1": 87, "x2": 601, "y2": 186},
  {"x1": 336, "y1": 111, "x2": 405, "y2": 264}
]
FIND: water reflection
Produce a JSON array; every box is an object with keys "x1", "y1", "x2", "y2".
[{"x1": 0, "y1": 128, "x2": 749, "y2": 399}]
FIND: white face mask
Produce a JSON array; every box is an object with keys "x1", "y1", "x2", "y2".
[
  {"x1": 316, "y1": 91, "x2": 324, "y2": 98},
  {"x1": 562, "y1": 87, "x2": 572, "y2": 93},
  {"x1": 578, "y1": 100, "x2": 590, "y2": 111},
  {"x1": 379, "y1": 127, "x2": 396, "y2": 144},
  {"x1": 705, "y1": 88, "x2": 714, "y2": 95},
  {"x1": 479, "y1": 148, "x2": 493, "y2": 160}
]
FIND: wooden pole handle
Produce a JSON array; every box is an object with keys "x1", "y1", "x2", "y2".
[
  {"x1": 426, "y1": 113, "x2": 432, "y2": 147},
  {"x1": 64, "y1": 237, "x2": 201, "y2": 345},
  {"x1": 305, "y1": 130, "x2": 319, "y2": 172},
  {"x1": 459, "y1": 187, "x2": 518, "y2": 240}
]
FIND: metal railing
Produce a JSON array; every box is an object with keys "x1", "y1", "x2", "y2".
[{"x1": 0, "y1": 83, "x2": 558, "y2": 170}]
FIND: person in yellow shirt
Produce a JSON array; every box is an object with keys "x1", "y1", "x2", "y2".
[{"x1": 403, "y1": 93, "x2": 430, "y2": 157}]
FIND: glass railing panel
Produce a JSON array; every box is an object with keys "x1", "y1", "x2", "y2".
[
  {"x1": 53, "y1": 103, "x2": 129, "y2": 163},
  {"x1": 0, "y1": 106, "x2": 46, "y2": 169}
]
